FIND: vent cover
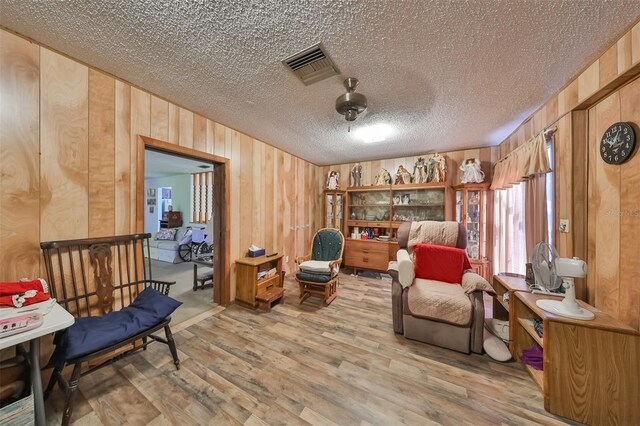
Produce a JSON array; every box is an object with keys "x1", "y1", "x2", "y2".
[{"x1": 282, "y1": 43, "x2": 339, "y2": 86}]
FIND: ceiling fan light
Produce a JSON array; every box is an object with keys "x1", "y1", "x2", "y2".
[
  {"x1": 345, "y1": 109, "x2": 358, "y2": 121},
  {"x1": 353, "y1": 123, "x2": 394, "y2": 143}
]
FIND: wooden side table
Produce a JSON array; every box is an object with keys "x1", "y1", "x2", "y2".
[{"x1": 235, "y1": 254, "x2": 283, "y2": 311}]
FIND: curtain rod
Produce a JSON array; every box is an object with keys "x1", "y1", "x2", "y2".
[{"x1": 496, "y1": 126, "x2": 557, "y2": 164}]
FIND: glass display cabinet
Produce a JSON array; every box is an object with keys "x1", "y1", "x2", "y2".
[
  {"x1": 343, "y1": 183, "x2": 452, "y2": 273},
  {"x1": 454, "y1": 182, "x2": 492, "y2": 280},
  {"x1": 391, "y1": 184, "x2": 447, "y2": 223},
  {"x1": 323, "y1": 190, "x2": 345, "y2": 230}
]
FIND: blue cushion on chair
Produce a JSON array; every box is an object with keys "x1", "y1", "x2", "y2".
[{"x1": 48, "y1": 288, "x2": 181, "y2": 367}]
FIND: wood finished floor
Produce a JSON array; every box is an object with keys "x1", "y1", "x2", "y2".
[{"x1": 44, "y1": 273, "x2": 574, "y2": 425}]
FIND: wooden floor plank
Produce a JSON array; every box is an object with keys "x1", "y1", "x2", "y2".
[{"x1": 44, "y1": 273, "x2": 572, "y2": 425}]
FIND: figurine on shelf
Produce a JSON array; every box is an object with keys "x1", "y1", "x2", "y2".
[
  {"x1": 412, "y1": 157, "x2": 427, "y2": 183},
  {"x1": 326, "y1": 170, "x2": 339, "y2": 190},
  {"x1": 425, "y1": 153, "x2": 447, "y2": 183},
  {"x1": 350, "y1": 163, "x2": 362, "y2": 187},
  {"x1": 374, "y1": 168, "x2": 392, "y2": 186},
  {"x1": 394, "y1": 165, "x2": 412, "y2": 185},
  {"x1": 459, "y1": 158, "x2": 485, "y2": 184}
]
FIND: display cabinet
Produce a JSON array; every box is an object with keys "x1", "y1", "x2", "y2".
[
  {"x1": 454, "y1": 183, "x2": 491, "y2": 280},
  {"x1": 344, "y1": 183, "x2": 452, "y2": 272},
  {"x1": 323, "y1": 190, "x2": 346, "y2": 230},
  {"x1": 391, "y1": 183, "x2": 448, "y2": 223}
]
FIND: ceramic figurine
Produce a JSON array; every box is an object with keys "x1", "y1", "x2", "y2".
[
  {"x1": 459, "y1": 158, "x2": 485, "y2": 183},
  {"x1": 374, "y1": 168, "x2": 392, "y2": 186},
  {"x1": 326, "y1": 170, "x2": 339, "y2": 189},
  {"x1": 426, "y1": 153, "x2": 446, "y2": 182},
  {"x1": 413, "y1": 157, "x2": 427, "y2": 183},
  {"x1": 350, "y1": 163, "x2": 362, "y2": 187},
  {"x1": 394, "y1": 165, "x2": 412, "y2": 185}
]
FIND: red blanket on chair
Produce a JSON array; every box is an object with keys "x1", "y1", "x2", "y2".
[{"x1": 413, "y1": 244, "x2": 471, "y2": 284}]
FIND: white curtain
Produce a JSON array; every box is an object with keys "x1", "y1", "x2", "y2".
[{"x1": 493, "y1": 183, "x2": 527, "y2": 275}]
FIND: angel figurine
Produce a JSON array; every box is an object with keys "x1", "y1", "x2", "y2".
[
  {"x1": 350, "y1": 163, "x2": 362, "y2": 187},
  {"x1": 412, "y1": 157, "x2": 427, "y2": 183},
  {"x1": 374, "y1": 168, "x2": 392, "y2": 186},
  {"x1": 326, "y1": 170, "x2": 339, "y2": 189},
  {"x1": 394, "y1": 165, "x2": 412, "y2": 185},
  {"x1": 459, "y1": 158, "x2": 485, "y2": 183},
  {"x1": 431, "y1": 153, "x2": 447, "y2": 182}
]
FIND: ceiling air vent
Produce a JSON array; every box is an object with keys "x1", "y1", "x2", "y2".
[{"x1": 282, "y1": 43, "x2": 339, "y2": 86}]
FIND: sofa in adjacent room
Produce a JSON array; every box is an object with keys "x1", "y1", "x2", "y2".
[{"x1": 147, "y1": 227, "x2": 190, "y2": 263}]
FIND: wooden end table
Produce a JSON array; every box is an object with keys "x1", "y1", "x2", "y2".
[{"x1": 235, "y1": 254, "x2": 284, "y2": 311}]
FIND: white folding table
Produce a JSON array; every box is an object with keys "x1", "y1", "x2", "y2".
[{"x1": 0, "y1": 304, "x2": 74, "y2": 426}]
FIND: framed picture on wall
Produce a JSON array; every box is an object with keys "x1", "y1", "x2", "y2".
[
  {"x1": 147, "y1": 188, "x2": 156, "y2": 197},
  {"x1": 149, "y1": 206, "x2": 154, "y2": 213}
]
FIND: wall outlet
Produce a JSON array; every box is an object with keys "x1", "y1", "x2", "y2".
[
  {"x1": 285, "y1": 255, "x2": 289, "y2": 263},
  {"x1": 559, "y1": 219, "x2": 570, "y2": 233}
]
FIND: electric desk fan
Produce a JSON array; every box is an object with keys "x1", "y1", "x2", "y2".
[{"x1": 531, "y1": 242, "x2": 594, "y2": 320}]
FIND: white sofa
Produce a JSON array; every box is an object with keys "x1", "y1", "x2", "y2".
[{"x1": 147, "y1": 227, "x2": 189, "y2": 263}]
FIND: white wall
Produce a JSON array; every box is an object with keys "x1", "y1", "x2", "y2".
[{"x1": 144, "y1": 174, "x2": 191, "y2": 233}]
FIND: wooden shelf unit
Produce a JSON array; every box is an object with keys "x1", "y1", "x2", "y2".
[
  {"x1": 343, "y1": 183, "x2": 452, "y2": 272},
  {"x1": 511, "y1": 291, "x2": 640, "y2": 425},
  {"x1": 491, "y1": 273, "x2": 530, "y2": 321}
]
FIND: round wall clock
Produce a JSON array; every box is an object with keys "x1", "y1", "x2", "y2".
[{"x1": 600, "y1": 122, "x2": 636, "y2": 164}]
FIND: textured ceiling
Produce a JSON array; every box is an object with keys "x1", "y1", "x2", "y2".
[
  {"x1": 2, "y1": 1, "x2": 639, "y2": 165},
  {"x1": 145, "y1": 150, "x2": 212, "y2": 179}
]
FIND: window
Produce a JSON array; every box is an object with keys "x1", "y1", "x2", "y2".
[
  {"x1": 190, "y1": 171, "x2": 213, "y2": 224},
  {"x1": 545, "y1": 139, "x2": 554, "y2": 247},
  {"x1": 493, "y1": 183, "x2": 527, "y2": 275}
]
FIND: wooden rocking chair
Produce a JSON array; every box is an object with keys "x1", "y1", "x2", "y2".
[{"x1": 295, "y1": 228, "x2": 345, "y2": 306}]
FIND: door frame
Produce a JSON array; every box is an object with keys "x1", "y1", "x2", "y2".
[{"x1": 136, "y1": 135, "x2": 231, "y2": 306}]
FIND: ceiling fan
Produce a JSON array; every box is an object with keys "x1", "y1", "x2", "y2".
[{"x1": 335, "y1": 77, "x2": 367, "y2": 123}]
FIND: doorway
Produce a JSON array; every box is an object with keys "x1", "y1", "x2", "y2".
[{"x1": 137, "y1": 135, "x2": 230, "y2": 309}]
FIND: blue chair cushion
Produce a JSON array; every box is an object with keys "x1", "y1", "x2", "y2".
[
  {"x1": 48, "y1": 287, "x2": 181, "y2": 367},
  {"x1": 296, "y1": 272, "x2": 334, "y2": 283},
  {"x1": 311, "y1": 229, "x2": 343, "y2": 262}
]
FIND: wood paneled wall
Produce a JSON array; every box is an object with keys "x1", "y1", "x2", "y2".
[
  {"x1": 494, "y1": 20, "x2": 640, "y2": 330},
  {"x1": 0, "y1": 29, "x2": 318, "y2": 301},
  {"x1": 319, "y1": 147, "x2": 499, "y2": 190},
  {"x1": 587, "y1": 78, "x2": 640, "y2": 332}
]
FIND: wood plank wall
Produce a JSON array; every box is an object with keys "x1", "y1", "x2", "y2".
[
  {"x1": 494, "y1": 20, "x2": 640, "y2": 331},
  {"x1": 0, "y1": 29, "x2": 319, "y2": 301},
  {"x1": 587, "y1": 78, "x2": 640, "y2": 333}
]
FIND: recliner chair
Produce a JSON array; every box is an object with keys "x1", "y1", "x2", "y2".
[{"x1": 388, "y1": 221, "x2": 491, "y2": 354}]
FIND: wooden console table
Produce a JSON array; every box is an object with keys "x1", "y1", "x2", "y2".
[
  {"x1": 235, "y1": 254, "x2": 283, "y2": 311},
  {"x1": 511, "y1": 291, "x2": 639, "y2": 425}
]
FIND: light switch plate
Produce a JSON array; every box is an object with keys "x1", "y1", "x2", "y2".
[{"x1": 559, "y1": 219, "x2": 570, "y2": 233}]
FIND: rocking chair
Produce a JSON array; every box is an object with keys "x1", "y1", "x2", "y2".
[{"x1": 295, "y1": 228, "x2": 345, "y2": 306}]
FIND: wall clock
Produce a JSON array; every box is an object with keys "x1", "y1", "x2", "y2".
[{"x1": 600, "y1": 122, "x2": 636, "y2": 164}]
